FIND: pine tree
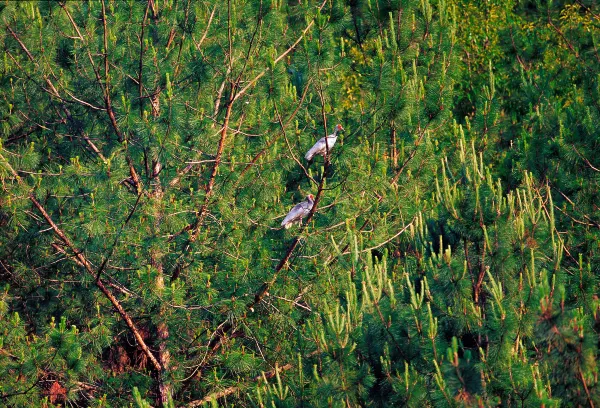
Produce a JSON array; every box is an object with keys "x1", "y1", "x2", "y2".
[{"x1": 1, "y1": 0, "x2": 598, "y2": 407}]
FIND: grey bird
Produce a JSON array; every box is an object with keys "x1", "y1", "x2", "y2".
[
  {"x1": 305, "y1": 124, "x2": 344, "y2": 161},
  {"x1": 281, "y1": 194, "x2": 314, "y2": 229}
]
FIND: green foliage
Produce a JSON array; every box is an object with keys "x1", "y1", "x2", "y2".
[{"x1": 0, "y1": 0, "x2": 598, "y2": 406}]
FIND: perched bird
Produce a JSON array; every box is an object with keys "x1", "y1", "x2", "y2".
[
  {"x1": 305, "y1": 124, "x2": 344, "y2": 161},
  {"x1": 281, "y1": 194, "x2": 314, "y2": 229}
]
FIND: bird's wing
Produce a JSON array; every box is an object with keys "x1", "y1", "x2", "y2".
[
  {"x1": 305, "y1": 138, "x2": 326, "y2": 160},
  {"x1": 325, "y1": 136, "x2": 336, "y2": 149},
  {"x1": 301, "y1": 200, "x2": 314, "y2": 213},
  {"x1": 281, "y1": 202, "x2": 307, "y2": 226}
]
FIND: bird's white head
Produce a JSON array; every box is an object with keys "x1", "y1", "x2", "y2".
[{"x1": 307, "y1": 194, "x2": 314, "y2": 201}]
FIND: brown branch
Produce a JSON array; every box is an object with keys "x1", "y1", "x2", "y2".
[
  {"x1": 58, "y1": 2, "x2": 84, "y2": 41},
  {"x1": 578, "y1": 365, "x2": 595, "y2": 408},
  {"x1": 51, "y1": 243, "x2": 133, "y2": 297},
  {"x1": 29, "y1": 195, "x2": 162, "y2": 373},
  {"x1": 0, "y1": 151, "x2": 23, "y2": 182},
  {"x1": 168, "y1": 91, "x2": 236, "y2": 278},
  {"x1": 190, "y1": 93, "x2": 235, "y2": 241},
  {"x1": 509, "y1": 26, "x2": 529, "y2": 71},
  {"x1": 211, "y1": 66, "x2": 233, "y2": 123},
  {"x1": 276, "y1": 104, "x2": 317, "y2": 185},
  {"x1": 100, "y1": 0, "x2": 123, "y2": 142},
  {"x1": 193, "y1": 4, "x2": 217, "y2": 51},
  {"x1": 473, "y1": 239, "x2": 487, "y2": 304},
  {"x1": 231, "y1": 0, "x2": 328, "y2": 104},
  {"x1": 138, "y1": 0, "x2": 152, "y2": 117},
  {"x1": 546, "y1": 9, "x2": 579, "y2": 58},
  {"x1": 238, "y1": 77, "x2": 312, "y2": 179},
  {"x1": 171, "y1": 0, "x2": 193, "y2": 80},
  {"x1": 168, "y1": 161, "x2": 195, "y2": 188},
  {"x1": 572, "y1": 144, "x2": 600, "y2": 172},
  {"x1": 6, "y1": 25, "x2": 36, "y2": 65},
  {"x1": 6, "y1": 25, "x2": 106, "y2": 161},
  {"x1": 390, "y1": 126, "x2": 428, "y2": 185}
]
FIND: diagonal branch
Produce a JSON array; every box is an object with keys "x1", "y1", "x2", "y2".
[
  {"x1": 182, "y1": 135, "x2": 329, "y2": 387},
  {"x1": 193, "y1": 97, "x2": 235, "y2": 238},
  {"x1": 168, "y1": 91, "x2": 236, "y2": 278},
  {"x1": 99, "y1": 0, "x2": 123, "y2": 142},
  {"x1": 6, "y1": 25, "x2": 106, "y2": 162},
  {"x1": 238, "y1": 78, "x2": 312, "y2": 179},
  {"x1": 29, "y1": 195, "x2": 162, "y2": 373},
  {"x1": 231, "y1": 0, "x2": 328, "y2": 104},
  {"x1": 193, "y1": 4, "x2": 217, "y2": 51}
]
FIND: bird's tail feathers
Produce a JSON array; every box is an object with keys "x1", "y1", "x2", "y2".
[{"x1": 305, "y1": 147, "x2": 316, "y2": 161}]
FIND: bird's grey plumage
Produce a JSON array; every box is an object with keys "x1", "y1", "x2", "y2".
[
  {"x1": 305, "y1": 124, "x2": 344, "y2": 161},
  {"x1": 281, "y1": 195, "x2": 314, "y2": 229}
]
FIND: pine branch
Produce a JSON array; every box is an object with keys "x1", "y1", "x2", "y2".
[
  {"x1": 0, "y1": 151, "x2": 22, "y2": 183},
  {"x1": 546, "y1": 8, "x2": 579, "y2": 58},
  {"x1": 99, "y1": 0, "x2": 122, "y2": 143},
  {"x1": 193, "y1": 4, "x2": 217, "y2": 51},
  {"x1": 168, "y1": 91, "x2": 236, "y2": 279},
  {"x1": 231, "y1": 0, "x2": 329, "y2": 104},
  {"x1": 6, "y1": 25, "x2": 106, "y2": 162},
  {"x1": 276, "y1": 103, "x2": 318, "y2": 185},
  {"x1": 28, "y1": 195, "x2": 163, "y2": 373},
  {"x1": 578, "y1": 365, "x2": 595, "y2": 408},
  {"x1": 572, "y1": 144, "x2": 600, "y2": 172},
  {"x1": 190, "y1": 92, "x2": 236, "y2": 241},
  {"x1": 473, "y1": 239, "x2": 487, "y2": 304},
  {"x1": 137, "y1": 0, "x2": 152, "y2": 117},
  {"x1": 238, "y1": 78, "x2": 312, "y2": 179}
]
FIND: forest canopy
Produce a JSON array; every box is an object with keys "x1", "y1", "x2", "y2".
[{"x1": 1, "y1": 0, "x2": 599, "y2": 406}]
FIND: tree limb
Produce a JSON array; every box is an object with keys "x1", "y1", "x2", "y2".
[{"x1": 29, "y1": 195, "x2": 162, "y2": 373}]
